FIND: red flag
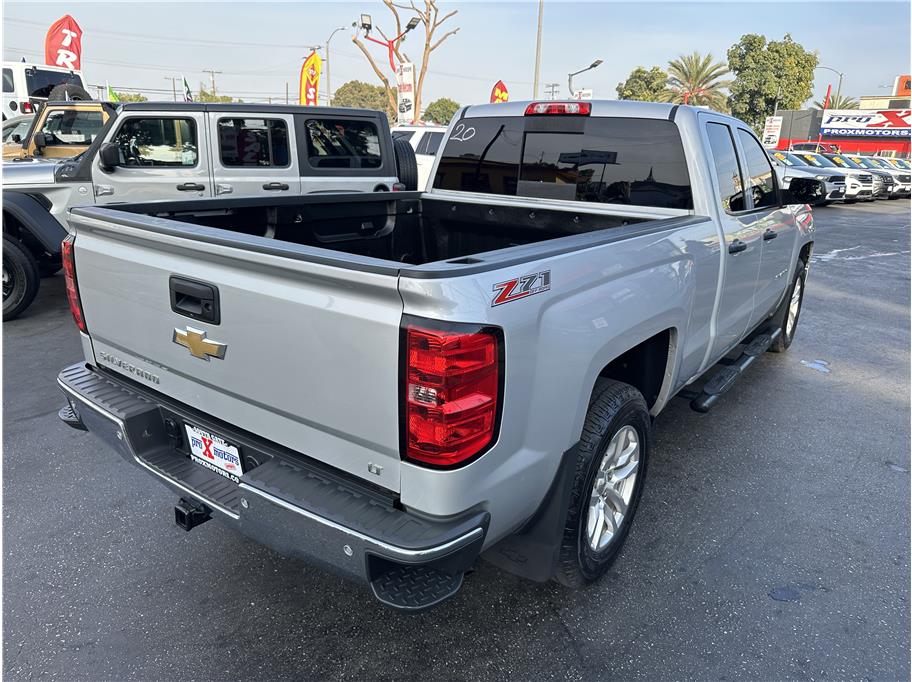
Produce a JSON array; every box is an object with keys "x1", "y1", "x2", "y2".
[
  {"x1": 490, "y1": 80, "x2": 509, "y2": 104},
  {"x1": 45, "y1": 15, "x2": 82, "y2": 70}
]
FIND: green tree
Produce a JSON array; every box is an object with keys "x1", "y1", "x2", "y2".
[
  {"x1": 332, "y1": 80, "x2": 395, "y2": 120},
  {"x1": 665, "y1": 52, "x2": 731, "y2": 111},
  {"x1": 423, "y1": 97, "x2": 459, "y2": 124},
  {"x1": 196, "y1": 85, "x2": 242, "y2": 103},
  {"x1": 616, "y1": 66, "x2": 669, "y2": 102},
  {"x1": 727, "y1": 34, "x2": 818, "y2": 130},
  {"x1": 813, "y1": 94, "x2": 858, "y2": 109},
  {"x1": 113, "y1": 91, "x2": 147, "y2": 102}
]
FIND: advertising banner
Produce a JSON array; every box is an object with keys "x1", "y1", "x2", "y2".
[
  {"x1": 45, "y1": 15, "x2": 82, "y2": 70},
  {"x1": 300, "y1": 51, "x2": 322, "y2": 106},
  {"x1": 761, "y1": 116, "x2": 783, "y2": 148},
  {"x1": 894, "y1": 75, "x2": 911, "y2": 97},
  {"x1": 819, "y1": 109, "x2": 911, "y2": 138},
  {"x1": 396, "y1": 62, "x2": 415, "y2": 124},
  {"x1": 490, "y1": 80, "x2": 509, "y2": 104}
]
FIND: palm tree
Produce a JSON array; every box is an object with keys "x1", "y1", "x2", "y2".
[
  {"x1": 813, "y1": 94, "x2": 858, "y2": 109},
  {"x1": 664, "y1": 52, "x2": 731, "y2": 112}
]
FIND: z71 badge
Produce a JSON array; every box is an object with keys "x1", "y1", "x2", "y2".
[{"x1": 492, "y1": 270, "x2": 551, "y2": 306}]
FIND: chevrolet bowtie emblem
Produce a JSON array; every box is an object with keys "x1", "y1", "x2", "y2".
[{"x1": 172, "y1": 327, "x2": 227, "y2": 361}]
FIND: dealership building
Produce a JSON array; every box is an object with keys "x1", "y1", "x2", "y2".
[{"x1": 766, "y1": 75, "x2": 911, "y2": 157}]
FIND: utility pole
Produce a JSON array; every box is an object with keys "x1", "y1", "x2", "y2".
[
  {"x1": 164, "y1": 76, "x2": 179, "y2": 102},
  {"x1": 532, "y1": 0, "x2": 544, "y2": 99},
  {"x1": 544, "y1": 83, "x2": 559, "y2": 100},
  {"x1": 285, "y1": 81, "x2": 289, "y2": 105},
  {"x1": 203, "y1": 69, "x2": 222, "y2": 95}
]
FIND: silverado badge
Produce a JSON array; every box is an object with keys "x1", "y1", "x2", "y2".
[{"x1": 173, "y1": 327, "x2": 227, "y2": 361}]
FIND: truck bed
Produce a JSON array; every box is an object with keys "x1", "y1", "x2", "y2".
[{"x1": 76, "y1": 192, "x2": 696, "y2": 277}]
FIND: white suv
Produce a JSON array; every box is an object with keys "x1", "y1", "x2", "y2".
[
  {"x1": 2, "y1": 61, "x2": 91, "y2": 120},
  {"x1": 392, "y1": 125, "x2": 447, "y2": 190}
]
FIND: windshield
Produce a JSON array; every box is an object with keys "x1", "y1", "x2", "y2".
[
  {"x1": 885, "y1": 158, "x2": 910, "y2": 170},
  {"x1": 845, "y1": 155, "x2": 882, "y2": 170},
  {"x1": 826, "y1": 154, "x2": 865, "y2": 170},
  {"x1": 3, "y1": 118, "x2": 33, "y2": 142},
  {"x1": 770, "y1": 151, "x2": 806, "y2": 167},
  {"x1": 794, "y1": 152, "x2": 837, "y2": 168},
  {"x1": 38, "y1": 109, "x2": 105, "y2": 146}
]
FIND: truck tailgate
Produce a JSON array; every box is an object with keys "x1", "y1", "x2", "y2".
[{"x1": 69, "y1": 211, "x2": 403, "y2": 492}]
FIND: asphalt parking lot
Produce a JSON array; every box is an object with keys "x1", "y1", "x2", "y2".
[{"x1": 3, "y1": 200, "x2": 910, "y2": 681}]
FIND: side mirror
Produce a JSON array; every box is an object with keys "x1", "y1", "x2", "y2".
[
  {"x1": 32, "y1": 132, "x2": 48, "y2": 152},
  {"x1": 10, "y1": 134, "x2": 21, "y2": 144},
  {"x1": 783, "y1": 177, "x2": 825, "y2": 205},
  {"x1": 98, "y1": 142, "x2": 122, "y2": 172}
]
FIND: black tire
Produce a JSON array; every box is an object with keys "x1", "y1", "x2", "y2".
[
  {"x1": 393, "y1": 136, "x2": 419, "y2": 191},
  {"x1": 555, "y1": 379, "x2": 651, "y2": 588},
  {"x1": 47, "y1": 83, "x2": 92, "y2": 102},
  {"x1": 769, "y1": 259, "x2": 806, "y2": 353},
  {"x1": 3, "y1": 235, "x2": 40, "y2": 320}
]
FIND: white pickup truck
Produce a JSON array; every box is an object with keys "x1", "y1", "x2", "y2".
[{"x1": 57, "y1": 100, "x2": 822, "y2": 610}]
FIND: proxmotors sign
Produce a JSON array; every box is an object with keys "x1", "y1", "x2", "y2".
[{"x1": 820, "y1": 109, "x2": 911, "y2": 138}]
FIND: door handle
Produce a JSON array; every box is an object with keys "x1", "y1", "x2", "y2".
[
  {"x1": 728, "y1": 239, "x2": 748, "y2": 254},
  {"x1": 763, "y1": 229, "x2": 778, "y2": 241},
  {"x1": 176, "y1": 182, "x2": 205, "y2": 192},
  {"x1": 262, "y1": 182, "x2": 289, "y2": 191},
  {"x1": 169, "y1": 276, "x2": 220, "y2": 324}
]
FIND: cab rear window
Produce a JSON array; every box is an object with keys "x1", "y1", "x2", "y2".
[{"x1": 433, "y1": 116, "x2": 692, "y2": 209}]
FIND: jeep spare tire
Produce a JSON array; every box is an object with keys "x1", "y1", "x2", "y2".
[
  {"x1": 393, "y1": 136, "x2": 419, "y2": 191},
  {"x1": 47, "y1": 84, "x2": 92, "y2": 102}
]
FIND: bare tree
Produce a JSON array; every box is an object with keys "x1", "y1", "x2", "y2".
[{"x1": 351, "y1": 0, "x2": 459, "y2": 122}]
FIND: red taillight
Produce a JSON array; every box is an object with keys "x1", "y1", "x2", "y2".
[
  {"x1": 61, "y1": 235, "x2": 86, "y2": 333},
  {"x1": 524, "y1": 101, "x2": 591, "y2": 116},
  {"x1": 21, "y1": 101, "x2": 33, "y2": 113},
  {"x1": 403, "y1": 322, "x2": 502, "y2": 467}
]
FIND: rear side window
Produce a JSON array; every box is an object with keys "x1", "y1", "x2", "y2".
[
  {"x1": 25, "y1": 68, "x2": 83, "y2": 98},
  {"x1": 217, "y1": 118, "x2": 289, "y2": 167},
  {"x1": 305, "y1": 118, "x2": 381, "y2": 169},
  {"x1": 736, "y1": 129, "x2": 778, "y2": 209},
  {"x1": 706, "y1": 123, "x2": 746, "y2": 213},
  {"x1": 416, "y1": 131, "x2": 444, "y2": 156},
  {"x1": 2, "y1": 69, "x2": 13, "y2": 93},
  {"x1": 111, "y1": 117, "x2": 198, "y2": 167},
  {"x1": 39, "y1": 109, "x2": 105, "y2": 146},
  {"x1": 434, "y1": 117, "x2": 692, "y2": 209}
]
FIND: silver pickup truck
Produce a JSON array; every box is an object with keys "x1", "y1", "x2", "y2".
[{"x1": 57, "y1": 100, "x2": 821, "y2": 611}]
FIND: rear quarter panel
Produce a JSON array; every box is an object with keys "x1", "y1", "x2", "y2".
[{"x1": 398, "y1": 217, "x2": 719, "y2": 545}]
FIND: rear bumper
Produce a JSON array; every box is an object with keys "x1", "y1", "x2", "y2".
[{"x1": 57, "y1": 362, "x2": 488, "y2": 611}]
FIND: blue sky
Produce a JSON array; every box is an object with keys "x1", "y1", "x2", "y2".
[{"x1": 4, "y1": 1, "x2": 910, "y2": 106}]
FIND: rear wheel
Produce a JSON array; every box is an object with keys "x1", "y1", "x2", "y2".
[
  {"x1": 555, "y1": 379, "x2": 651, "y2": 588},
  {"x1": 770, "y1": 259, "x2": 806, "y2": 353},
  {"x1": 3, "y1": 235, "x2": 40, "y2": 320}
]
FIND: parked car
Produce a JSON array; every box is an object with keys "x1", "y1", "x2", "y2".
[
  {"x1": 790, "y1": 141, "x2": 842, "y2": 153},
  {"x1": 768, "y1": 150, "x2": 845, "y2": 204},
  {"x1": 56, "y1": 100, "x2": 822, "y2": 610},
  {"x1": 392, "y1": 124, "x2": 447, "y2": 190},
  {"x1": 4, "y1": 100, "x2": 110, "y2": 162},
  {"x1": 879, "y1": 156, "x2": 911, "y2": 172},
  {"x1": 823, "y1": 153, "x2": 891, "y2": 199},
  {"x1": 791, "y1": 151, "x2": 873, "y2": 203},
  {"x1": 2, "y1": 102, "x2": 416, "y2": 320},
  {"x1": 2, "y1": 61, "x2": 91, "y2": 120},
  {"x1": 849, "y1": 155, "x2": 911, "y2": 199},
  {"x1": 1, "y1": 113, "x2": 34, "y2": 159}
]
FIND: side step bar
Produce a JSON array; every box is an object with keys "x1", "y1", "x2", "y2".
[{"x1": 687, "y1": 328, "x2": 781, "y2": 413}]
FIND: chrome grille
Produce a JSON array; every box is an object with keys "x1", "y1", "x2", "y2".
[
  {"x1": 899, "y1": 174, "x2": 911, "y2": 183},
  {"x1": 858, "y1": 174, "x2": 872, "y2": 184}
]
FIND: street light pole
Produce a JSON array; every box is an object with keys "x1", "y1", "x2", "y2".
[
  {"x1": 325, "y1": 26, "x2": 348, "y2": 106},
  {"x1": 532, "y1": 0, "x2": 544, "y2": 99},
  {"x1": 814, "y1": 65, "x2": 844, "y2": 107},
  {"x1": 568, "y1": 59, "x2": 602, "y2": 98}
]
